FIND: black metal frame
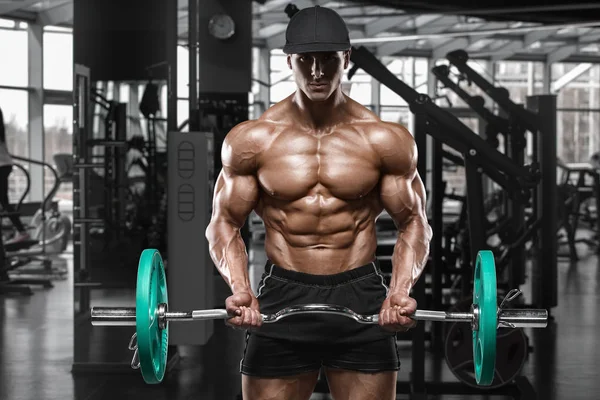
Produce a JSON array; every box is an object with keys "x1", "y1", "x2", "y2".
[
  {"x1": 444, "y1": 50, "x2": 558, "y2": 310},
  {"x1": 431, "y1": 64, "x2": 528, "y2": 289}
]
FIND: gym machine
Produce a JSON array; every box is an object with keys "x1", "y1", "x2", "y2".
[
  {"x1": 344, "y1": 46, "x2": 541, "y2": 398},
  {"x1": 0, "y1": 155, "x2": 71, "y2": 294},
  {"x1": 0, "y1": 164, "x2": 52, "y2": 295},
  {"x1": 431, "y1": 64, "x2": 531, "y2": 289},
  {"x1": 443, "y1": 50, "x2": 558, "y2": 311},
  {"x1": 89, "y1": 91, "x2": 129, "y2": 246}
]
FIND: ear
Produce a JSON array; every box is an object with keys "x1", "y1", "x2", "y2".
[
  {"x1": 287, "y1": 54, "x2": 292, "y2": 69},
  {"x1": 343, "y1": 49, "x2": 351, "y2": 69}
]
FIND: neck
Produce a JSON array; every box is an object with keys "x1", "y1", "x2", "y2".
[{"x1": 293, "y1": 87, "x2": 347, "y2": 130}]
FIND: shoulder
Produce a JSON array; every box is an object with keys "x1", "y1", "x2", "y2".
[
  {"x1": 222, "y1": 119, "x2": 276, "y2": 174},
  {"x1": 365, "y1": 121, "x2": 417, "y2": 175}
]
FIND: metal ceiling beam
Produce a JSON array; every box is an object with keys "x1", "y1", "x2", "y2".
[
  {"x1": 432, "y1": 37, "x2": 469, "y2": 59},
  {"x1": 377, "y1": 15, "x2": 458, "y2": 57},
  {"x1": 339, "y1": 0, "x2": 600, "y2": 16},
  {"x1": 258, "y1": 0, "x2": 294, "y2": 13},
  {"x1": 490, "y1": 29, "x2": 557, "y2": 61},
  {"x1": 365, "y1": 15, "x2": 412, "y2": 37},
  {"x1": 579, "y1": 29, "x2": 600, "y2": 43},
  {"x1": 354, "y1": 20, "x2": 600, "y2": 44},
  {"x1": 37, "y1": 1, "x2": 72, "y2": 26},
  {"x1": 547, "y1": 44, "x2": 578, "y2": 64},
  {"x1": 0, "y1": 0, "x2": 40, "y2": 16},
  {"x1": 551, "y1": 63, "x2": 592, "y2": 92}
]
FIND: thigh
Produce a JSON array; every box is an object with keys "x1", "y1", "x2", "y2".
[
  {"x1": 242, "y1": 370, "x2": 320, "y2": 400},
  {"x1": 323, "y1": 336, "x2": 400, "y2": 373},
  {"x1": 240, "y1": 333, "x2": 321, "y2": 391},
  {"x1": 324, "y1": 368, "x2": 397, "y2": 400}
]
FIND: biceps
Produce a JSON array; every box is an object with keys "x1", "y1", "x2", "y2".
[
  {"x1": 211, "y1": 169, "x2": 259, "y2": 228},
  {"x1": 380, "y1": 173, "x2": 427, "y2": 228}
]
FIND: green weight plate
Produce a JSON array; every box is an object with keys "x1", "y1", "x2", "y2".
[
  {"x1": 473, "y1": 250, "x2": 497, "y2": 386},
  {"x1": 136, "y1": 249, "x2": 169, "y2": 384}
]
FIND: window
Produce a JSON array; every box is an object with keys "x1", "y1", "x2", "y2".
[
  {"x1": 270, "y1": 81, "x2": 296, "y2": 103},
  {"x1": 557, "y1": 111, "x2": 600, "y2": 163},
  {"x1": 494, "y1": 61, "x2": 545, "y2": 105},
  {"x1": 552, "y1": 63, "x2": 600, "y2": 110},
  {"x1": 177, "y1": 45, "x2": 189, "y2": 98},
  {"x1": 0, "y1": 89, "x2": 29, "y2": 202},
  {"x1": 380, "y1": 106, "x2": 410, "y2": 125},
  {"x1": 269, "y1": 50, "x2": 293, "y2": 102},
  {"x1": 177, "y1": 100, "x2": 189, "y2": 131},
  {"x1": 0, "y1": 89, "x2": 28, "y2": 156},
  {"x1": 379, "y1": 57, "x2": 411, "y2": 107},
  {"x1": 0, "y1": 28, "x2": 28, "y2": 87},
  {"x1": 43, "y1": 31, "x2": 73, "y2": 90},
  {"x1": 343, "y1": 70, "x2": 372, "y2": 106},
  {"x1": 44, "y1": 105, "x2": 72, "y2": 200}
]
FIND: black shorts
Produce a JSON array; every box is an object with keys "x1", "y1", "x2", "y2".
[{"x1": 240, "y1": 259, "x2": 400, "y2": 377}]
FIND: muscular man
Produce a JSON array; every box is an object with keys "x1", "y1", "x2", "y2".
[{"x1": 206, "y1": 6, "x2": 432, "y2": 400}]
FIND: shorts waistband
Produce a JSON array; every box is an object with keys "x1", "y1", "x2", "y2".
[{"x1": 263, "y1": 259, "x2": 381, "y2": 286}]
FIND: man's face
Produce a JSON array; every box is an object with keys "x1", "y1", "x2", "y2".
[{"x1": 287, "y1": 51, "x2": 350, "y2": 102}]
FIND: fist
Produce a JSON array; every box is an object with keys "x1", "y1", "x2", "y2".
[
  {"x1": 225, "y1": 291, "x2": 263, "y2": 330},
  {"x1": 378, "y1": 292, "x2": 418, "y2": 332}
]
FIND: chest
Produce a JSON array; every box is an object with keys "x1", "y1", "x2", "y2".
[{"x1": 257, "y1": 131, "x2": 380, "y2": 200}]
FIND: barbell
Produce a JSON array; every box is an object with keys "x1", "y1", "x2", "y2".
[{"x1": 90, "y1": 249, "x2": 548, "y2": 386}]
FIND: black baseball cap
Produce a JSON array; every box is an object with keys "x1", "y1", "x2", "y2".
[{"x1": 283, "y1": 6, "x2": 351, "y2": 54}]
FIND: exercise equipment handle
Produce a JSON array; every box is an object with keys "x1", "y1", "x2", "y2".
[{"x1": 91, "y1": 304, "x2": 548, "y2": 329}]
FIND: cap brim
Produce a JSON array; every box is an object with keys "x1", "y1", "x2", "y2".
[{"x1": 282, "y1": 42, "x2": 351, "y2": 54}]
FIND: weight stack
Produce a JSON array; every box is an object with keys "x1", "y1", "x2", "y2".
[{"x1": 167, "y1": 131, "x2": 216, "y2": 345}]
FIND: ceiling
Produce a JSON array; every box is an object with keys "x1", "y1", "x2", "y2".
[{"x1": 1, "y1": 0, "x2": 599, "y2": 63}]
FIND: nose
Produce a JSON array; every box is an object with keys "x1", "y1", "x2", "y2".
[{"x1": 311, "y1": 59, "x2": 323, "y2": 79}]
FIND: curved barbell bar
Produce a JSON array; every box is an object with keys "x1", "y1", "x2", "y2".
[{"x1": 91, "y1": 302, "x2": 548, "y2": 329}]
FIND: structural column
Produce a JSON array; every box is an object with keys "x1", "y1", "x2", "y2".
[
  {"x1": 371, "y1": 75, "x2": 380, "y2": 116},
  {"x1": 28, "y1": 22, "x2": 44, "y2": 202},
  {"x1": 254, "y1": 47, "x2": 271, "y2": 118}
]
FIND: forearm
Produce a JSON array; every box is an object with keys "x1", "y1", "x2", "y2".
[
  {"x1": 205, "y1": 220, "x2": 251, "y2": 294},
  {"x1": 389, "y1": 217, "x2": 432, "y2": 295}
]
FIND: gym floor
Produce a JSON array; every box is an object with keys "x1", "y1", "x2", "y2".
[{"x1": 0, "y1": 239, "x2": 599, "y2": 400}]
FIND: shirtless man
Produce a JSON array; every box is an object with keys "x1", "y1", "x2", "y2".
[{"x1": 205, "y1": 6, "x2": 432, "y2": 400}]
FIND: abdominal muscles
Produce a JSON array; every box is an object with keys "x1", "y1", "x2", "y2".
[{"x1": 258, "y1": 186, "x2": 381, "y2": 274}]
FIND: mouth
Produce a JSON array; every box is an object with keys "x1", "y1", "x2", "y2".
[{"x1": 309, "y1": 83, "x2": 328, "y2": 90}]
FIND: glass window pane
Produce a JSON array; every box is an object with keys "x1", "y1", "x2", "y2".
[
  {"x1": 43, "y1": 32, "x2": 73, "y2": 90},
  {"x1": 0, "y1": 89, "x2": 29, "y2": 156},
  {"x1": 44, "y1": 104, "x2": 73, "y2": 200},
  {"x1": 380, "y1": 106, "x2": 410, "y2": 125},
  {"x1": 0, "y1": 89, "x2": 29, "y2": 202},
  {"x1": 380, "y1": 85, "x2": 407, "y2": 106},
  {"x1": 177, "y1": 100, "x2": 189, "y2": 131},
  {"x1": 270, "y1": 81, "x2": 296, "y2": 103},
  {"x1": 0, "y1": 29, "x2": 28, "y2": 87},
  {"x1": 347, "y1": 82, "x2": 372, "y2": 105},
  {"x1": 557, "y1": 111, "x2": 599, "y2": 163},
  {"x1": 494, "y1": 61, "x2": 545, "y2": 105},
  {"x1": 552, "y1": 64, "x2": 600, "y2": 110},
  {"x1": 0, "y1": 19, "x2": 15, "y2": 28},
  {"x1": 178, "y1": 45, "x2": 189, "y2": 98}
]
